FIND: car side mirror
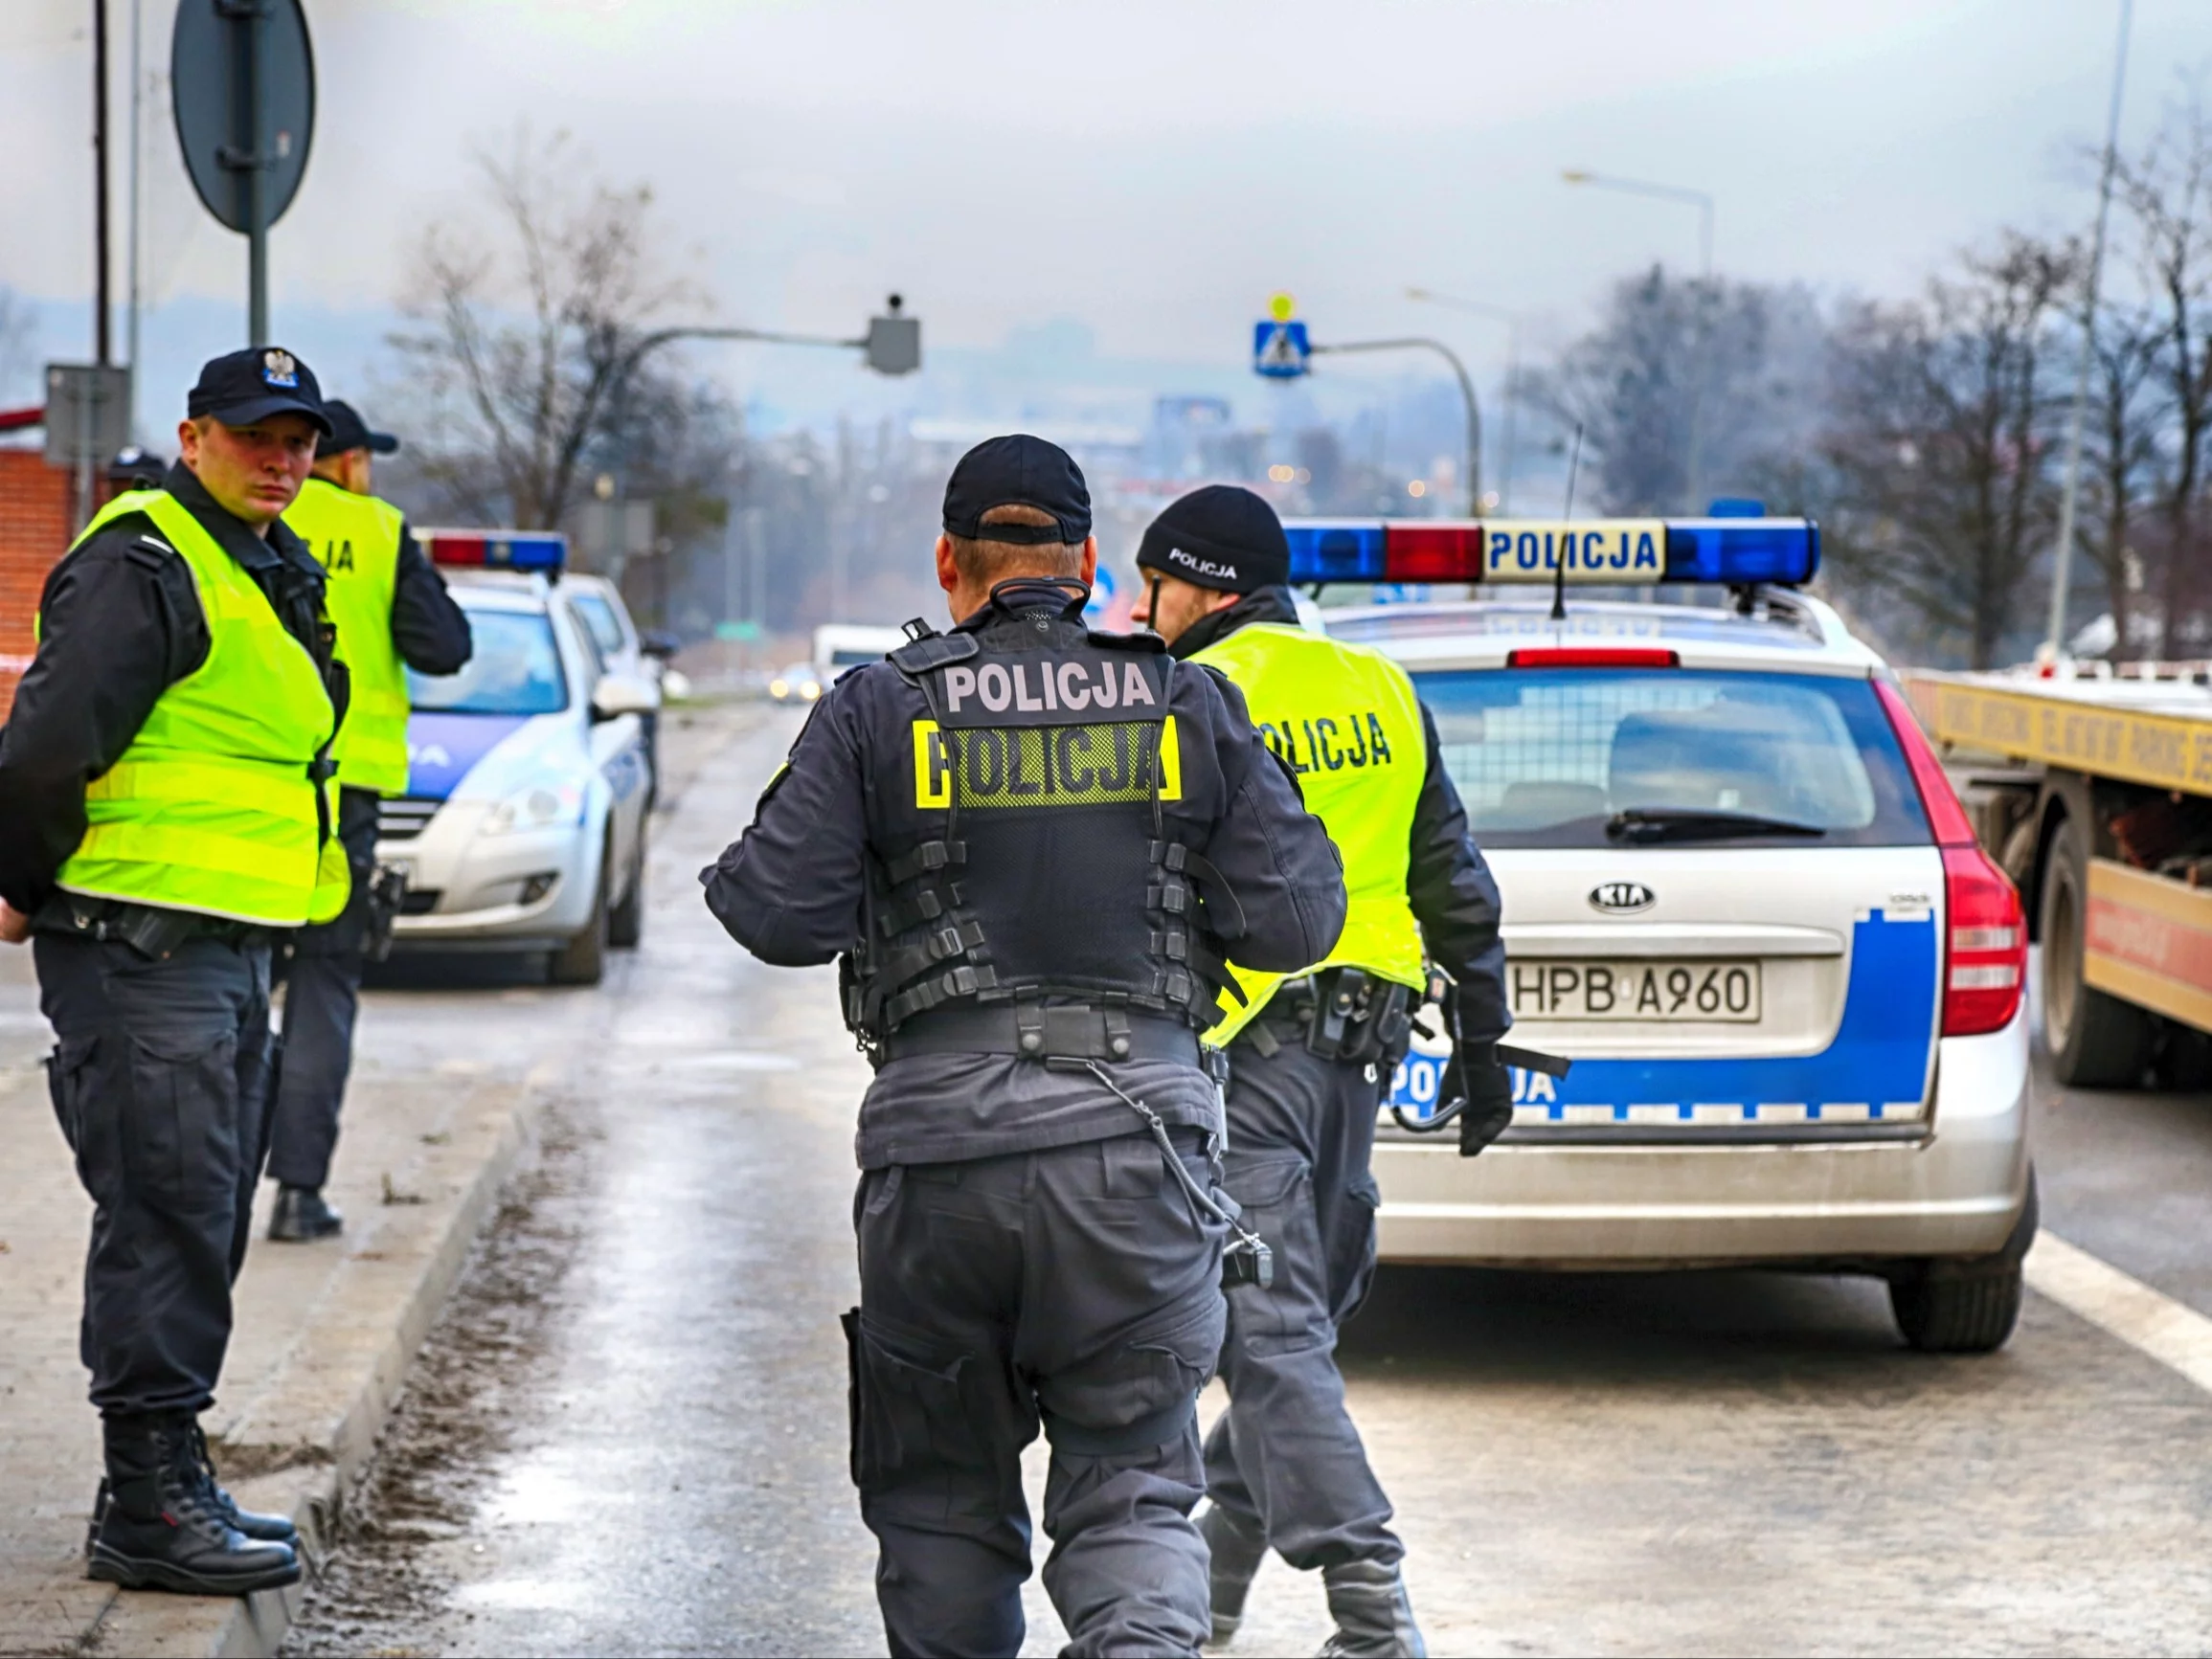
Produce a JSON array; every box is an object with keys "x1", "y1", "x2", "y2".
[
  {"x1": 591, "y1": 671, "x2": 660, "y2": 722},
  {"x1": 640, "y1": 630, "x2": 682, "y2": 661}
]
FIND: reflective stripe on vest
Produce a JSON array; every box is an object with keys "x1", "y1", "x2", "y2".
[
  {"x1": 51, "y1": 490, "x2": 341, "y2": 928},
  {"x1": 1191, "y1": 622, "x2": 1429, "y2": 1043},
  {"x1": 283, "y1": 477, "x2": 412, "y2": 795}
]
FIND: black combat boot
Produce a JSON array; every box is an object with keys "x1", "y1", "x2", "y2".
[
  {"x1": 1318, "y1": 1558, "x2": 1427, "y2": 1659},
  {"x1": 87, "y1": 1414, "x2": 301, "y2": 1596},
  {"x1": 1198, "y1": 1502, "x2": 1269, "y2": 1648},
  {"x1": 268, "y1": 1184, "x2": 343, "y2": 1242},
  {"x1": 189, "y1": 1423, "x2": 299, "y2": 1542}
]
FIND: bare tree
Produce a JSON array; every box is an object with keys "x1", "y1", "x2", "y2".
[
  {"x1": 1820, "y1": 235, "x2": 2077, "y2": 668},
  {"x1": 2114, "y1": 92, "x2": 2212, "y2": 656},
  {"x1": 2079, "y1": 301, "x2": 2167, "y2": 655},
  {"x1": 0, "y1": 286, "x2": 37, "y2": 408},
  {"x1": 384, "y1": 127, "x2": 702, "y2": 530},
  {"x1": 1530, "y1": 266, "x2": 1826, "y2": 515}
]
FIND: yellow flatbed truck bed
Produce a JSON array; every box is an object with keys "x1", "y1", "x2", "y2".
[{"x1": 1904, "y1": 668, "x2": 2212, "y2": 1084}]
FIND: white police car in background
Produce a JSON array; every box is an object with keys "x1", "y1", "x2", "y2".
[
  {"x1": 376, "y1": 530, "x2": 655, "y2": 985},
  {"x1": 1288, "y1": 512, "x2": 2033, "y2": 1352}
]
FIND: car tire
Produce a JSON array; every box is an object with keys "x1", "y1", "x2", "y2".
[
  {"x1": 608, "y1": 828, "x2": 645, "y2": 950},
  {"x1": 2040, "y1": 816, "x2": 2156, "y2": 1087},
  {"x1": 549, "y1": 838, "x2": 611, "y2": 986},
  {"x1": 1888, "y1": 1171, "x2": 2038, "y2": 1355}
]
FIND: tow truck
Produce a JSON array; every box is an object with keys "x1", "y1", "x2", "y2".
[{"x1": 1903, "y1": 661, "x2": 2212, "y2": 1087}]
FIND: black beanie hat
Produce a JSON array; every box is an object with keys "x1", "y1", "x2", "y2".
[{"x1": 1133, "y1": 484, "x2": 1290, "y2": 594}]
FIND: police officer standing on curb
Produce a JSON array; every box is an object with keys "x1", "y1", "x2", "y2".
[
  {"x1": 268, "y1": 398, "x2": 471, "y2": 1242},
  {"x1": 702, "y1": 437, "x2": 1348, "y2": 1657},
  {"x1": 0, "y1": 347, "x2": 352, "y2": 1597},
  {"x1": 1131, "y1": 485, "x2": 1514, "y2": 1659}
]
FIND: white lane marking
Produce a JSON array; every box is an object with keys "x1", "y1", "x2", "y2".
[{"x1": 2027, "y1": 1233, "x2": 2212, "y2": 1397}]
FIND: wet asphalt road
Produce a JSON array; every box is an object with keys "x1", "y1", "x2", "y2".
[{"x1": 286, "y1": 704, "x2": 2212, "y2": 1657}]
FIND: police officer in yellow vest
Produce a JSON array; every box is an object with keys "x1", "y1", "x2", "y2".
[
  {"x1": 1131, "y1": 486, "x2": 1513, "y2": 1659},
  {"x1": 270, "y1": 400, "x2": 470, "y2": 1242},
  {"x1": 0, "y1": 347, "x2": 353, "y2": 1597}
]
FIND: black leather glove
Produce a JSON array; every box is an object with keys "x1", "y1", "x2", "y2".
[{"x1": 1448, "y1": 1042, "x2": 1515, "y2": 1156}]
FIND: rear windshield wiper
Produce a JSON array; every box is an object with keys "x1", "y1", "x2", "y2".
[{"x1": 1605, "y1": 808, "x2": 1828, "y2": 844}]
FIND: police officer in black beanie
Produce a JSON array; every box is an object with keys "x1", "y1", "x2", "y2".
[
  {"x1": 1134, "y1": 483, "x2": 1513, "y2": 1659},
  {"x1": 702, "y1": 439, "x2": 1348, "y2": 1656}
]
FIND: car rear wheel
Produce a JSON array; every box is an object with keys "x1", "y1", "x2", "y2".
[
  {"x1": 548, "y1": 839, "x2": 611, "y2": 986},
  {"x1": 608, "y1": 827, "x2": 645, "y2": 950},
  {"x1": 1887, "y1": 1171, "x2": 2037, "y2": 1354},
  {"x1": 2041, "y1": 816, "x2": 2156, "y2": 1087}
]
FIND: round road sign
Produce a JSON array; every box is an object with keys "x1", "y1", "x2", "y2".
[{"x1": 171, "y1": 0, "x2": 316, "y2": 235}]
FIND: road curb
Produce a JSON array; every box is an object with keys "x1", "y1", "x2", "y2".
[{"x1": 83, "y1": 1072, "x2": 554, "y2": 1659}]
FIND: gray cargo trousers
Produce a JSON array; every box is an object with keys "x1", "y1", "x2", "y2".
[
  {"x1": 1203, "y1": 1031, "x2": 1404, "y2": 1570},
  {"x1": 849, "y1": 1127, "x2": 1229, "y2": 1658}
]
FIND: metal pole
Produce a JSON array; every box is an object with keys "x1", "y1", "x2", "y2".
[
  {"x1": 94, "y1": 0, "x2": 112, "y2": 366},
  {"x1": 2046, "y1": 0, "x2": 2135, "y2": 661},
  {"x1": 1310, "y1": 336, "x2": 1482, "y2": 511},
  {"x1": 1562, "y1": 170, "x2": 1717, "y2": 512},
  {"x1": 125, "y1": 0, "x2": 141, "y2": 435},
  {"x1": 241, "y1": 2, "x2": 266, "y2": 346},
  {"x1": 1406, "y1": 289, "x2": 1521, "y2": 509}
]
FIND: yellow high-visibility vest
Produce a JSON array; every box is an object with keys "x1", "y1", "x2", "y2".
[
  {"x1": 1191, "y1": 622, "x2": 1429, "y2": 1043},
  {"x1": 283, "y1": 476, "x2": 412, "y2": 795},
  {"x1": 49, "y1": 489, "x2": 349, "y2": 927}
]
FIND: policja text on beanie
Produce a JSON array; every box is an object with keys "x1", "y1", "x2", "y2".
[{"x1": 1134, "y1": 483, "x2": 1291, "y2": 594}]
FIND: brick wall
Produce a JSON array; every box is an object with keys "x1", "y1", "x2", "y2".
[{"x1": 0, "y1": 451, "x2": 105, "y2": 722}]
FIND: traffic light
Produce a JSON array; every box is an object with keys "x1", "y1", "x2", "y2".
[{"x1": 865, "y1": 294, "x2": 921, "y2": 376}]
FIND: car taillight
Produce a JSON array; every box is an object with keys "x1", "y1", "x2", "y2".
[
  {"x1": 1941, "y1": 843, "x2": 2025, "y2": 1035},
  {"x1": 1873, "y1": 678, "x2": 2026, "y2": 1036},
  {"x1": 1505, "y1": 647, "x2": 1681, "y2": 668}
]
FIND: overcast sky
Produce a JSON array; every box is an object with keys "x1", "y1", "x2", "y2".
[{"x1": 3, "y1": 0, "x2": 2207, "y2": 416}]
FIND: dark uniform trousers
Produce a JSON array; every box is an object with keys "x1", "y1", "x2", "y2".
[
  {"x1": 36, "y1": 930, "x2": 275, "y2": 1416},
  {"x1": 267, "y1": 786, "x2": 379, "y2": 1189},
  {"x1": 1203, "y1": 1031, "x2": 1404, "y2": 1571},
  {"x1": 850, "y1": 1127, "x2": 1229, "y2": 1658}
]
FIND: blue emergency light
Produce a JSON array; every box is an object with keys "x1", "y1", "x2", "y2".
[
  {"x1": 421, "y1": 528, "x2": 567, "y2": 574},
  {"x1": 1280, "y1": 517, "x2": 1819, "y2": 588}
]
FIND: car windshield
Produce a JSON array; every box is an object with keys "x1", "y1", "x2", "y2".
[
  {"x1": 1413, "y1": 668, "x2": 1930, "y2": 848},
  {"x1": 570, "y1": 592, "x2": 626, "y2": 656},
  {"x1": 410, "y1": 609, "x2": 569, "y2": 716}
]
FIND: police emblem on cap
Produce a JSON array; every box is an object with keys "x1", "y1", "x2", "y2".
[{"x1": 261, "y1": 348, "x2": 299, "y2": 389}]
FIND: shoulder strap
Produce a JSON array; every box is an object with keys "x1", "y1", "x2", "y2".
[{"x1": 890, "y1": 632, "x2": 979, "y2": 677}]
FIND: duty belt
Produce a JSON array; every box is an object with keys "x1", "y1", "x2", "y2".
[
  {"x1": 1233, "y1": 966, "x2": 1413, "y2": 1065},
  {"x1": 882, "y1": 1002, "x2": 1212, "y2": 1071},
  {"x1": 31, "y1": 893, "x2": 271, "y2": 958}
]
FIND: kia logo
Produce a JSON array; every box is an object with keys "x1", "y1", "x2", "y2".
[{"x1": 1590, "y1": 882, "x2": 1655, "y2": 914}]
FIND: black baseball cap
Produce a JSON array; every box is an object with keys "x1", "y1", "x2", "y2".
[
  {"x1": 942, "y1": 435, "x2": 1092, "y2": 545},
  {"x1": 1135, "y1": 484, "x2": 1291, "y2": 594},
  {"x1": 186, "y1": 346, "x2": 332, "y2": 437},
  {"x1": 321, "y1": 399, "x2": 398, "y2": 456}
]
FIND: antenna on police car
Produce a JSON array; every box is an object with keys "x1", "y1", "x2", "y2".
[{"x1": 1550, "y1": 421, "x2": 1585, "y2": 622}]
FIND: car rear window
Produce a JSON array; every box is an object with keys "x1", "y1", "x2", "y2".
[
  {"x1": 1413, "y1": 668, "x2": 1930, "y2": 848},
  {"x1": 410, "y1": 610, "x2": 569, "y2": 716}
]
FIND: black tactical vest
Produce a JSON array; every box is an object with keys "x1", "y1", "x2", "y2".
[{"x1": 843, "y1": 584, "x2": 1244, "y2": 1052}]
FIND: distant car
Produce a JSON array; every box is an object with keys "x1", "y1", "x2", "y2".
[
  {"x1": 768, "y1": 661, "x2": 823, "y2": 704},
  {"x1": 814, "y1": 623, "x2": 907, "y2": 684},
  {"x1": 1286, "y1": 512, "x2": 2034, "y2": 1354},
  {"x1": 563, "y1": 572, "x2": 676, "y2": 796},
  {"x1": 377, "y1": 568, "x2": 655, "y2": 985}
]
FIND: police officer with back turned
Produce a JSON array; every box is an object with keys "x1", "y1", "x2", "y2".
[
  {"x1": 0, "y1": 347, "x2": 352, "y2": 1597},
  {"x1": 269, "y1": 398, "x2": 471, "y2": 1242},
  {"x1": 702, "y1": 437, "x2": 1348, "y2": 1657},
  {"x1": 1131, "y1": 485, "x2": 1514, "y2": 1659}
]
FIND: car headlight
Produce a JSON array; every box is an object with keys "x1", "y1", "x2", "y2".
[
  {"x1": 801, "y1": 680, "x2": 821, "y2": 700},
  {"x1": 769, "y1": 677, "x2": 790, "y2": 698},
  {"x1": 481, "y1": 778, "x2": 587, "y2": 836}
]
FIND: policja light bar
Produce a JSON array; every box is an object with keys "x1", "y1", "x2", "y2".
[
  {"x1": 420, "y1": 527, "x2": 568, "y2": 574},
  {"x1": 1280, "y1": 516, "x2": 1820, "y2": 587}
]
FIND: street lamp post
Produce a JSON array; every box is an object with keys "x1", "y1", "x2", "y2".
[
  {"x1": 1564, "y1": 168, "x2": 1717, "y2": 511},
  {"x1": 1407, "y1": 287, "x2": 1521, "y2": 511},
  {"x1": 1306, "y1": 337, "x2": 1482, "y2": 514}
]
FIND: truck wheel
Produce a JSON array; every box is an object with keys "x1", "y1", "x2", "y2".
[
  {"x1": 549, "y1": 840, "x2": 611, "y2": 986},
  {"x1": 1888, "y1": 1172, "x2": 2038, "y2": 1354},
  {"x1": 608, "y1": 828, "x2": 645, "y2": 950},
  {"x1": 2040, "y1": 816, "x2": 2155, "y2": 1087}
]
